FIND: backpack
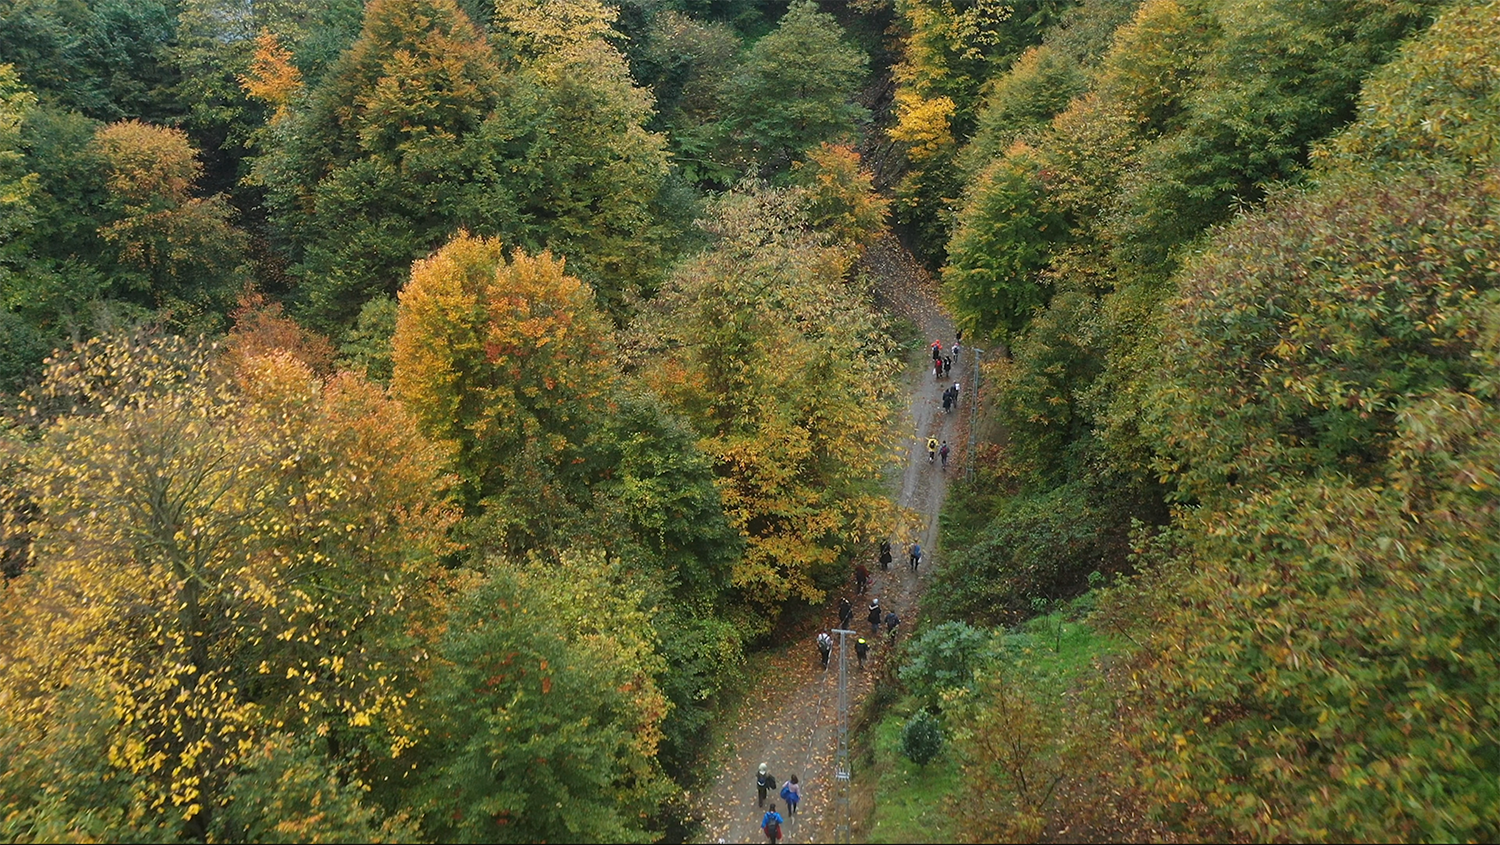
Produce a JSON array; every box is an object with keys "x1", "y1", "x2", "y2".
[{"x1": 765, "y1": 820, "x2": 782, "y2": 841}]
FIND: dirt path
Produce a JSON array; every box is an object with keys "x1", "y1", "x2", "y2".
[{"x1": 693, "y1": 233, "x2": 967, "y2": 844}]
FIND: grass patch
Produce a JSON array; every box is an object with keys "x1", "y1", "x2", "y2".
[
  {"x1": 856, "y1": 603, "x2": 1127, "y2": 843},
  {"x1": 1002, "y1": 605, "x2": 1119, "y2": 680},
  {"x1": 862, "y1": 697, "x2": 962, "y2": 844}
]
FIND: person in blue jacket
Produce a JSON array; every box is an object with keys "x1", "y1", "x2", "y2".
[{"x1": 761, "y1": 803, "x2": 784, "y2": 842}]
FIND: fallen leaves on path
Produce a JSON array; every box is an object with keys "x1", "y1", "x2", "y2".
[{"x1": 694, "y1": 233, "x2": 955, "y2": 844}]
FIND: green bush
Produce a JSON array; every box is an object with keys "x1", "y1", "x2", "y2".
[
  {"x1": 898, "y1": 621, "x2": 993, "y2": 709},
  {"x1": 925, "y1": 482, "x2": 1116, "y2": 625},
  {"x1": 901, "y1": 710, "x2": 944, "y2": 767}
]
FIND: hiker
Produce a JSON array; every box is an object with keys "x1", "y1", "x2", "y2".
[
  {"x1": 932, "y1": 341, "x2": 942, "y2": 361},
  {"x1": 854, "y1": 562, "x2": 870, "y2": 594},
  {"x1": 762, "y1": 804, "x2": 784, "y2": 842},
  {"x1": 878, "y1": 539, "x2": 892, "y2": 571},
  {"x1": 934, "y1": 356, "x2": 943, "y2": 379},
  {"x1": 780, "y1": 776, "x2": 801, "y2": 817},
  {"x1": 943, "y1": 356, "x2": 951, "y2": 377},
  {"x1": 909, "y1": 543, "x2": 922, "y2": 572},
  {"x1": 939, "y1": 441, "x2": 950, "y2": 468},
  {"x1": 855, "y1": 637, "x2": 869, "y2": 668},
  {"x1": 839, "y1": 596, "x2": 854, "y2": 630},
  {"x1": 868, "y1": 599, "x2": 882, "y2": 634},
  {"x1": 885, "y1": 610, "x2": 901, "y2": 640},
  {"x1": 756, "y1": 763, "x2": 777, "y2": 808},
  {"x1": 926, "y1": 437, "x2": 938, "y2": 464},
  {"x1": 953, "y1": 341, "x2": 961, "y2": 360},
  {"x1": 817, "y1": 631, "x2": 832, "y2": 669}
]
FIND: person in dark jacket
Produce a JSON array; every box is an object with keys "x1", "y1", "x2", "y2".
[{"x1": 756, "y1": 763, "x2": 776, "y2": 808}]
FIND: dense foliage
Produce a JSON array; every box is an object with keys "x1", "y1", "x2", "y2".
[
  {"x1": 5, "y1": 0, "x2": 1499, "y2": 839},
  {"x1": 900, "y1": 0, "x2": 1500, "y2": 840},
  {"x1": 0, "y1": 1, "x2": 901, "y2": 840}
]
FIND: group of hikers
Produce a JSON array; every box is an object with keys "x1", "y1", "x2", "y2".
[
  {"x1": 931, "y1": 338, "x2": 960, "y2": 381},
  {"x1": 752, "y1": 334, "x2": 965, "y2": 842},
  {"x1": 941, "y1": 381, "x2": 961, "y2": 413},
  {"x1": 925, "y1": 436, "x2": 949, "y2": 467},
  {"x1": 928, "y1": 334, "x2": 963, "y2": 469},
  {"x1": 756, "y1": 763, "x2": 798, "y2": 841}
]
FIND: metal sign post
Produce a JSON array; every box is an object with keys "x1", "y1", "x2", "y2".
[{"x1": 832, "y1": 627, "x2": 856, "y2": 844}]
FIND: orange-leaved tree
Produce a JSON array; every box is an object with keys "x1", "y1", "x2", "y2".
[
  {"x1": 91, "y1": 120, "x2": 251, "y2": 329},
  {"x1": 391, "y1": 231, "x2": 618, "y2": 550}
]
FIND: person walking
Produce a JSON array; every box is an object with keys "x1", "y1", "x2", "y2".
[
  {"x1": 854, "y1": 562, "x2": 869, "y2": 595},
  {"x1": 780, "y1": 776, "x2": 801, "y2": 817},
  {"x1": 878, "y1": 539, "x2": 892, "y2": 571},
  {"x1": 756, "y1": 763, "x2": 777, "y2": 808},
  {"x1": 942, "y1": 387, "x2": 952, "y2": 413},
  {"x1": 855, "y1": 637, "x2": 869, "y2": 668},
  {"x1": 926, "y1": 437, "x2": 938, "y2": 464},
  {"x1": 932, "y1": 341, "x2": 942, "y2": 362},
  {"x1": 885, "y1": 610, "x2": 901, "y2": 641},
  {"x1": 934, "y1": 356, "x2": 943, "y2": 379},
  {"x1": 909, "y1": 543, "x2": 922, "y2": 572},
  {"x1": 838, "y1": 596, "x2": 854, "y2": 631},
  {"x1": 939, "y1": 441, "x2": 950, "y2": 469},
  {"x1": 761, "y1": 804, "x2": 784, "y2": 842},
  {"x1": 817, "y1": 631, "x2": 832, "y2": 669},
  {"x1": 868, "y1": 599, "x2": 882, "y2": 635},
  {"x1": 943, "y1": 356, "x2": 951, "y2": 377}
]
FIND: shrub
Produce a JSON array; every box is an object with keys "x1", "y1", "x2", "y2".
[
  {"x1": 901, "y1": 710, "x2": 944, "y2": 766},
  {"x1": 925, "y1": 482, "x2": 1115, "y2": 624},
  {"x1": 898, "y1": 620, "x2": 993, "y2": 709}
]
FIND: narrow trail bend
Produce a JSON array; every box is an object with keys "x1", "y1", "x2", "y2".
[{"x1": 693, "y1": 232, "x2": 967, "y2": 844}]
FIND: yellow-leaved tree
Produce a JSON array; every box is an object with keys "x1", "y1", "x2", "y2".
[
  {"x1": 633, "y1": 183, "x2": 899, "y2": 627},
  {"x1": 0, "y1": 330, "x2": 454, "y2": 840}
]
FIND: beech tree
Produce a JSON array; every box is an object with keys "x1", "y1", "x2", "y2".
[
  {"x1": 0, "y1": 331, "x2": 454, "y2": 840},
  {"x1": 391, "y1": 232, "x2": 618, "y2": 545},
  {"x1": 721, "y1": 1, "x2": 869, "y2": 175},
  {"x1": 91, "y1": 120, "x2": 251, "y2": 329},
  {"x1": 634, "y1": 183, "x2": 899, "y2": 623},
  {"x1": 258, "y1": 0, "x2": 670, "y2": 328},
  {"x1": 414, "y1": 551, "x2": 671, "y2": 842}
]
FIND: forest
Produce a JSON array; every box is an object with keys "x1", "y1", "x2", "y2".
[{"x1": 1, "y1": 0, "x2": 1498, "y2": 842}]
